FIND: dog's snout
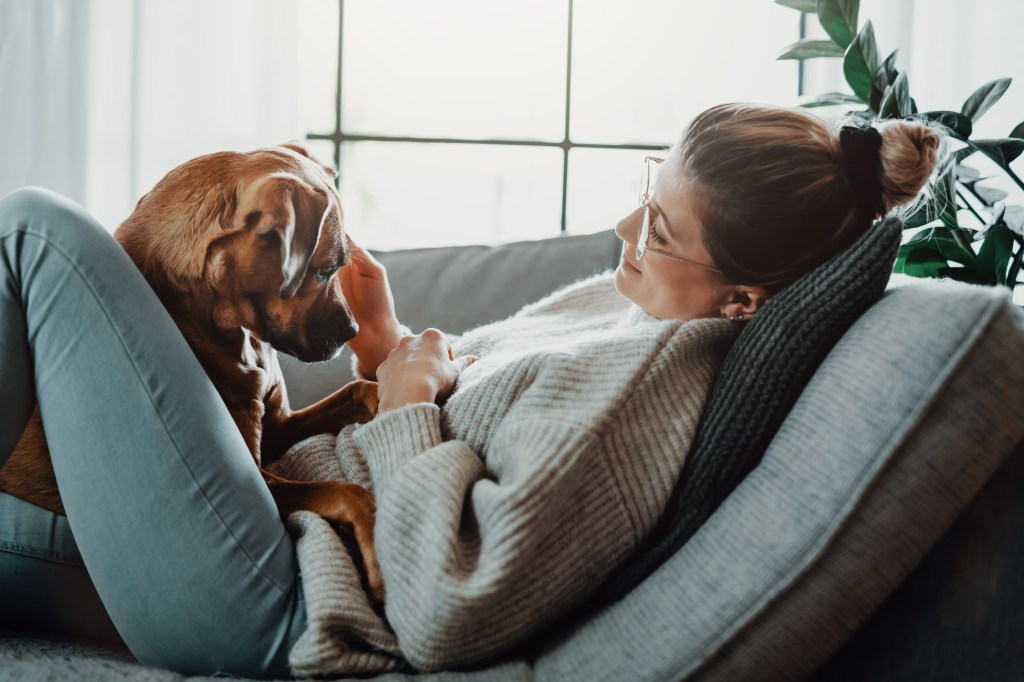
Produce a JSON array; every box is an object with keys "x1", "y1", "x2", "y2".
[
  {"x1": 340, "y1": 319, "x2": 359, "y2": 343},
  {"x1": 328, "y1": 314, "x2": 358, "y2": 346}
]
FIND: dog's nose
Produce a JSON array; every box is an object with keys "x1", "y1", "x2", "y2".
[{"x1": 342, "y1": 320, "x2": 359, "y2": 343}]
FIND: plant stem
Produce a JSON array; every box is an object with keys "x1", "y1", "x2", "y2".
[
  {"x1": 955, "y1": 185, "x2": 985, "y2": 225},
  {"x1": 972, "y1": 143, "x2": 1024, "y2": 193},
  {"x1": 1007, "y1": 237, "x2": 1024, "y2": 287}
]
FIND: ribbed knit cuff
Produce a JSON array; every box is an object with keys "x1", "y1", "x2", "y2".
[{"x1": 352, "y1": 402, "x2": 443, "y2": 492}]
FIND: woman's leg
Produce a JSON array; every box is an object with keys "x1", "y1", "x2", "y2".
[
  {"x1": 0, "y1": 187, "x2": 306, "y2": 678},
  {"x1": 0, "y1": 491, "x2": 122, "y2": 645}
]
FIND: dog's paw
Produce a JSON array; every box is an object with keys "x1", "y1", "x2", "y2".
[
  {"x1": 364, "y1": 553, "x2": 386, "y2": 603},
  {"x1": 348, "y1": 379, "x2": 379, "y2": 422}
]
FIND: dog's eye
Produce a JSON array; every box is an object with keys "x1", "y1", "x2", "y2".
[{"x1": 316, "y1": 264, "x2": 339, "y2": 280}]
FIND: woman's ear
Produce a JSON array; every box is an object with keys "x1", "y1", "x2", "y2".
[{"x1": 720, "y1": 285, "x2": 769, "y2": 319}]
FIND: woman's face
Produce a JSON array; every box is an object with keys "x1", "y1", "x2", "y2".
[{"x1": 613, "y1": 164, "x2": 739, "y2": 321}]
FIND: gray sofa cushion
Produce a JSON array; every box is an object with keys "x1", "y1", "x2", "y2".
[
  {"x1": 810, "y1": 437, "x2": 1024, "y2": 681},
  {"x1": 535, "y1": 276, "x2": 1024, "y2": 681}
]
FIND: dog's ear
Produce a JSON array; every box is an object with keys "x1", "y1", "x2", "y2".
[
  {"x1": 240, "y1": 173, "x2": 328, "y2": 299},
  {"x1": 279, "y1": 140, "x2": 337, "y2": 179}
]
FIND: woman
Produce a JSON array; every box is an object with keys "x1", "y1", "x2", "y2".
[{"x1": 0, "y1": 103, "x2": 943, "y2": 678}]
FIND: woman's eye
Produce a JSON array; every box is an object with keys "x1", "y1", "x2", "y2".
[{"x1": 650, "y1": 227, "x2": 669, "y2": 246}]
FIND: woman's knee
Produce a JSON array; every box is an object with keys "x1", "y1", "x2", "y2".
[{"x1": 0, "y1": 187, "x2": 106, "y2": 243}]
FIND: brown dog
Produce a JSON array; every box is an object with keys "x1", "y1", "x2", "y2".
[{"x1": 0, "y1": 142, "x2": 384, "y2": 599}]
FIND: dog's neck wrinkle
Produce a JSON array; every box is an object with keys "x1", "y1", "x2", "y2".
[{"x1": 154, "y1": 284, "x2": 274, "y2": 401}]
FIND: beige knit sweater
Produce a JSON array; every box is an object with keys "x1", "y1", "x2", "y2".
[{"x1": 270, "y1": 272, "x2": 740, "y2": 677}]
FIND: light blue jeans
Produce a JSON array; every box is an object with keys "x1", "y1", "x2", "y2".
[{"x1": 0, "y1": 188, "x2": 306, "y2": 678}]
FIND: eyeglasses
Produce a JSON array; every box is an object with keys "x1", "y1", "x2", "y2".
[{"x1": 637, "y1": 156, "x2": 722, "y2": 273}]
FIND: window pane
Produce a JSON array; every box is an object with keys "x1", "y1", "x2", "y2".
[
  {"x1": 570, "y1": 0, "x2": 799, "y2": 145},
  {"x1": 304, "y1": 139, "x2": 338, "y2": 173},
  {"x1": 566, "y1": 148, "x2": 651, "y2": 236},
  {"x1": 341, "y1": 0, "x2": 567, "y2": 141},
  {"x1": 339, "y1": 142, "x2": 563, "y2": 249},
  {"x1": 296, "y1": 0, "x2": 339, "y2": 136}
]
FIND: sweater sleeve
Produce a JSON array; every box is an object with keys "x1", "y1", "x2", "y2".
[{"x1": 349, "y1": 325, "x2": 727, "y2": 671}]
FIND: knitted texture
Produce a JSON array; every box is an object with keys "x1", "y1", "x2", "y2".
[
  {"x1": 275, "y1": 273, "x2": 741, "y2": 676},
  {"x1": 593, "y1": 217, "x2": 904, "y2": 607}
]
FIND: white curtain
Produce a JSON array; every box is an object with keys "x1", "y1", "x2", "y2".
[
  {"x1": 0, "y1": 1, "x2": 91, "y2": 209},
  {"x1": 0, "y1": 0, "x2": 314, "y2": 232}
]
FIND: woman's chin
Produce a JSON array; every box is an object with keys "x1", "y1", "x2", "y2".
[{"x1": 613, "y1": 266, "x2": 637, "y2": 300}]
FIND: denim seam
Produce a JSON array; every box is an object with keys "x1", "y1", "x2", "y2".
[
  {"x1": 0, "y1": 539, "x2": 86, "y2": 568},
  {"x1": 4, "y1": 229, "x2": 293, "y2": 598}
]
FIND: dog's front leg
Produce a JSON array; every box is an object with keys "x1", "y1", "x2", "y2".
[
  {"x1": 261, "y1": 379, "x2": 378, "y2": 466},
  {"x1": 227, "y1": 402, "x2": 265, "y2": 466}
]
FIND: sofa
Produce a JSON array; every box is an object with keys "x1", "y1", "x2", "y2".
[{"x1": 2, "y1": 227, "x2": 1023, "y2": 681}]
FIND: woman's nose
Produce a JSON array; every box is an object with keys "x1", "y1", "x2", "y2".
[{"x1": 614, "y1": 205, "x2": 643, "y2": 243}]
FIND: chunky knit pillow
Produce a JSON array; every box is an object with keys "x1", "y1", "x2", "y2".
[{"x1": 596, "y1": 216, "x2": 904, "y2": 605}]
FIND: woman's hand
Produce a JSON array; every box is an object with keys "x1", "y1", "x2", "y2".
[
  {"x1": 376, "y1": 329, "x2": 477, "y2": 412},
  {"x1": 338, "y1": 238, "x2": 405, "y2": 379}
]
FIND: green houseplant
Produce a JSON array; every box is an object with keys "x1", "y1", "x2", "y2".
[{"x1": 775, "y1": 0, "x2": 1024, "y2": 297}]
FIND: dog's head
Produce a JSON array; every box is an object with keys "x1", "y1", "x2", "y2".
[{"x1": 117, "y1": 141, "x2": 357, "y2": 362}]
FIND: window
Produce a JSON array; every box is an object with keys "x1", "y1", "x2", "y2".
[{"x1": 301, "y1": 0, "x2": 799, "y2": 250}]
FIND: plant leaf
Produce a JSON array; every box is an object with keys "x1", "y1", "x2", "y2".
[
  {"x1": 944, "y1": 266, "x2": 980, "y2": 283},
  {"x1": 904, "y1": 226, "x2": 977, "y2": 268},
  {"x1": 971, "y1": 138, "x2": 1024, "y2": 167},
  {"x1": 797, "y1": 92, "x2": 865, "y2": 108},
  {"x1": 917, "y1": 110, "x2": 973, "y2": 139},
  {"x1": 1010, "y1": 120, "x2": 1024, "y2": 140},
  {"x1": 775, "y1": 0, "x2": 818, "y2": 12},
  {"x1": 1005, "y1": 205, "x2": 1024, "y2": 237},
  {"x1": 976, "y1": 223, "x2": 1015, "y2": 285},
  {"x1": 894, "y1": 243, "x2": 949, "y2": 279},
  {"x1": 778, "y1": 39, "x2": 846, "y2": 60},
  {"x1": 845, "y1": 108, "x2": 876, "y2": 125},
  {"x1": 955, "y1": 163, "x2": 981, "y2": 183},
  {"x1": 902, "y1": 203, "x2": 938, "y2": 229},
  {"x1": 973, "y1": 184, "x2": 1008, "y2": 206},
  {"x1": 817, "y1": 0, "x2": 859, "y2": 49},
  {"x1": 843, "y1": 21, "x2": 879, "y2": 103},
  {"x1": 879, "y1": 72, "x2": 910, "y2": 118},
  {"x1": 961, "y1": 78, "x2": 1012, "y2": 123},
  {"x1": 869, "y1": 49, "x2": 899, "y2": 112},
  {"x1": 926, "y1": 163, "x2": 960, "y2": 228},
  {"x1": 954, "y1": 146, "x2": 977, "y2": 164},
  {"x1": 1007, "y1": 241, "x2": 1024, "y2": 285}
]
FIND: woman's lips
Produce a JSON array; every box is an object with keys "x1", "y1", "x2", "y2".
[{"x1": 621, "y1": 249, "x2": 642, "y2": 274}]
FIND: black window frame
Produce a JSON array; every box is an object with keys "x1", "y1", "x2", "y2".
[{"x1": 307, "y1": 0, "x2": 804, "y2": 236}]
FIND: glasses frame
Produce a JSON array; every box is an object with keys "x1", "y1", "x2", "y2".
[{"x1": 637, "y1": 156, "x2": 723, "y2": 274}]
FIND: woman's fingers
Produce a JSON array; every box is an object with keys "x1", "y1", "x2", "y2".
[
  {"x1": 375, "y1": 331, "x2": 477, "y2": 411},
  {"x1": 451, "y1": 355, "x2": 477, "y2": 372},
  {"x1": 344, "y1": 237, "x2": 386, "y2": 277}
]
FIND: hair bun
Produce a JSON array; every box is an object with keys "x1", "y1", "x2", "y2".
[{"x1": 875, "y1": 119, "x2": 945, "y2": 216}]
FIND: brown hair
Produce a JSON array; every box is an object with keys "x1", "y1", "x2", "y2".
[{"x1": 669, "y1": 103, "x2": 946, "y2": 293}]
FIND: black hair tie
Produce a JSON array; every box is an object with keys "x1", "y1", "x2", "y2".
[{"x1": 839, "y1": 125, "x2": 885, "y2": 220}]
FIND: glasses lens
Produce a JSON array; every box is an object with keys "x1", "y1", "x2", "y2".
[
  {"x1": 634, "y1": 157, "x2": 651, "y2": 205},
  {"x1": 636, "y1": 205, "x2": 649, "y2": 261},
  {"x1": 639, "y1": 158, "x2": 650, "y2": 206}
]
